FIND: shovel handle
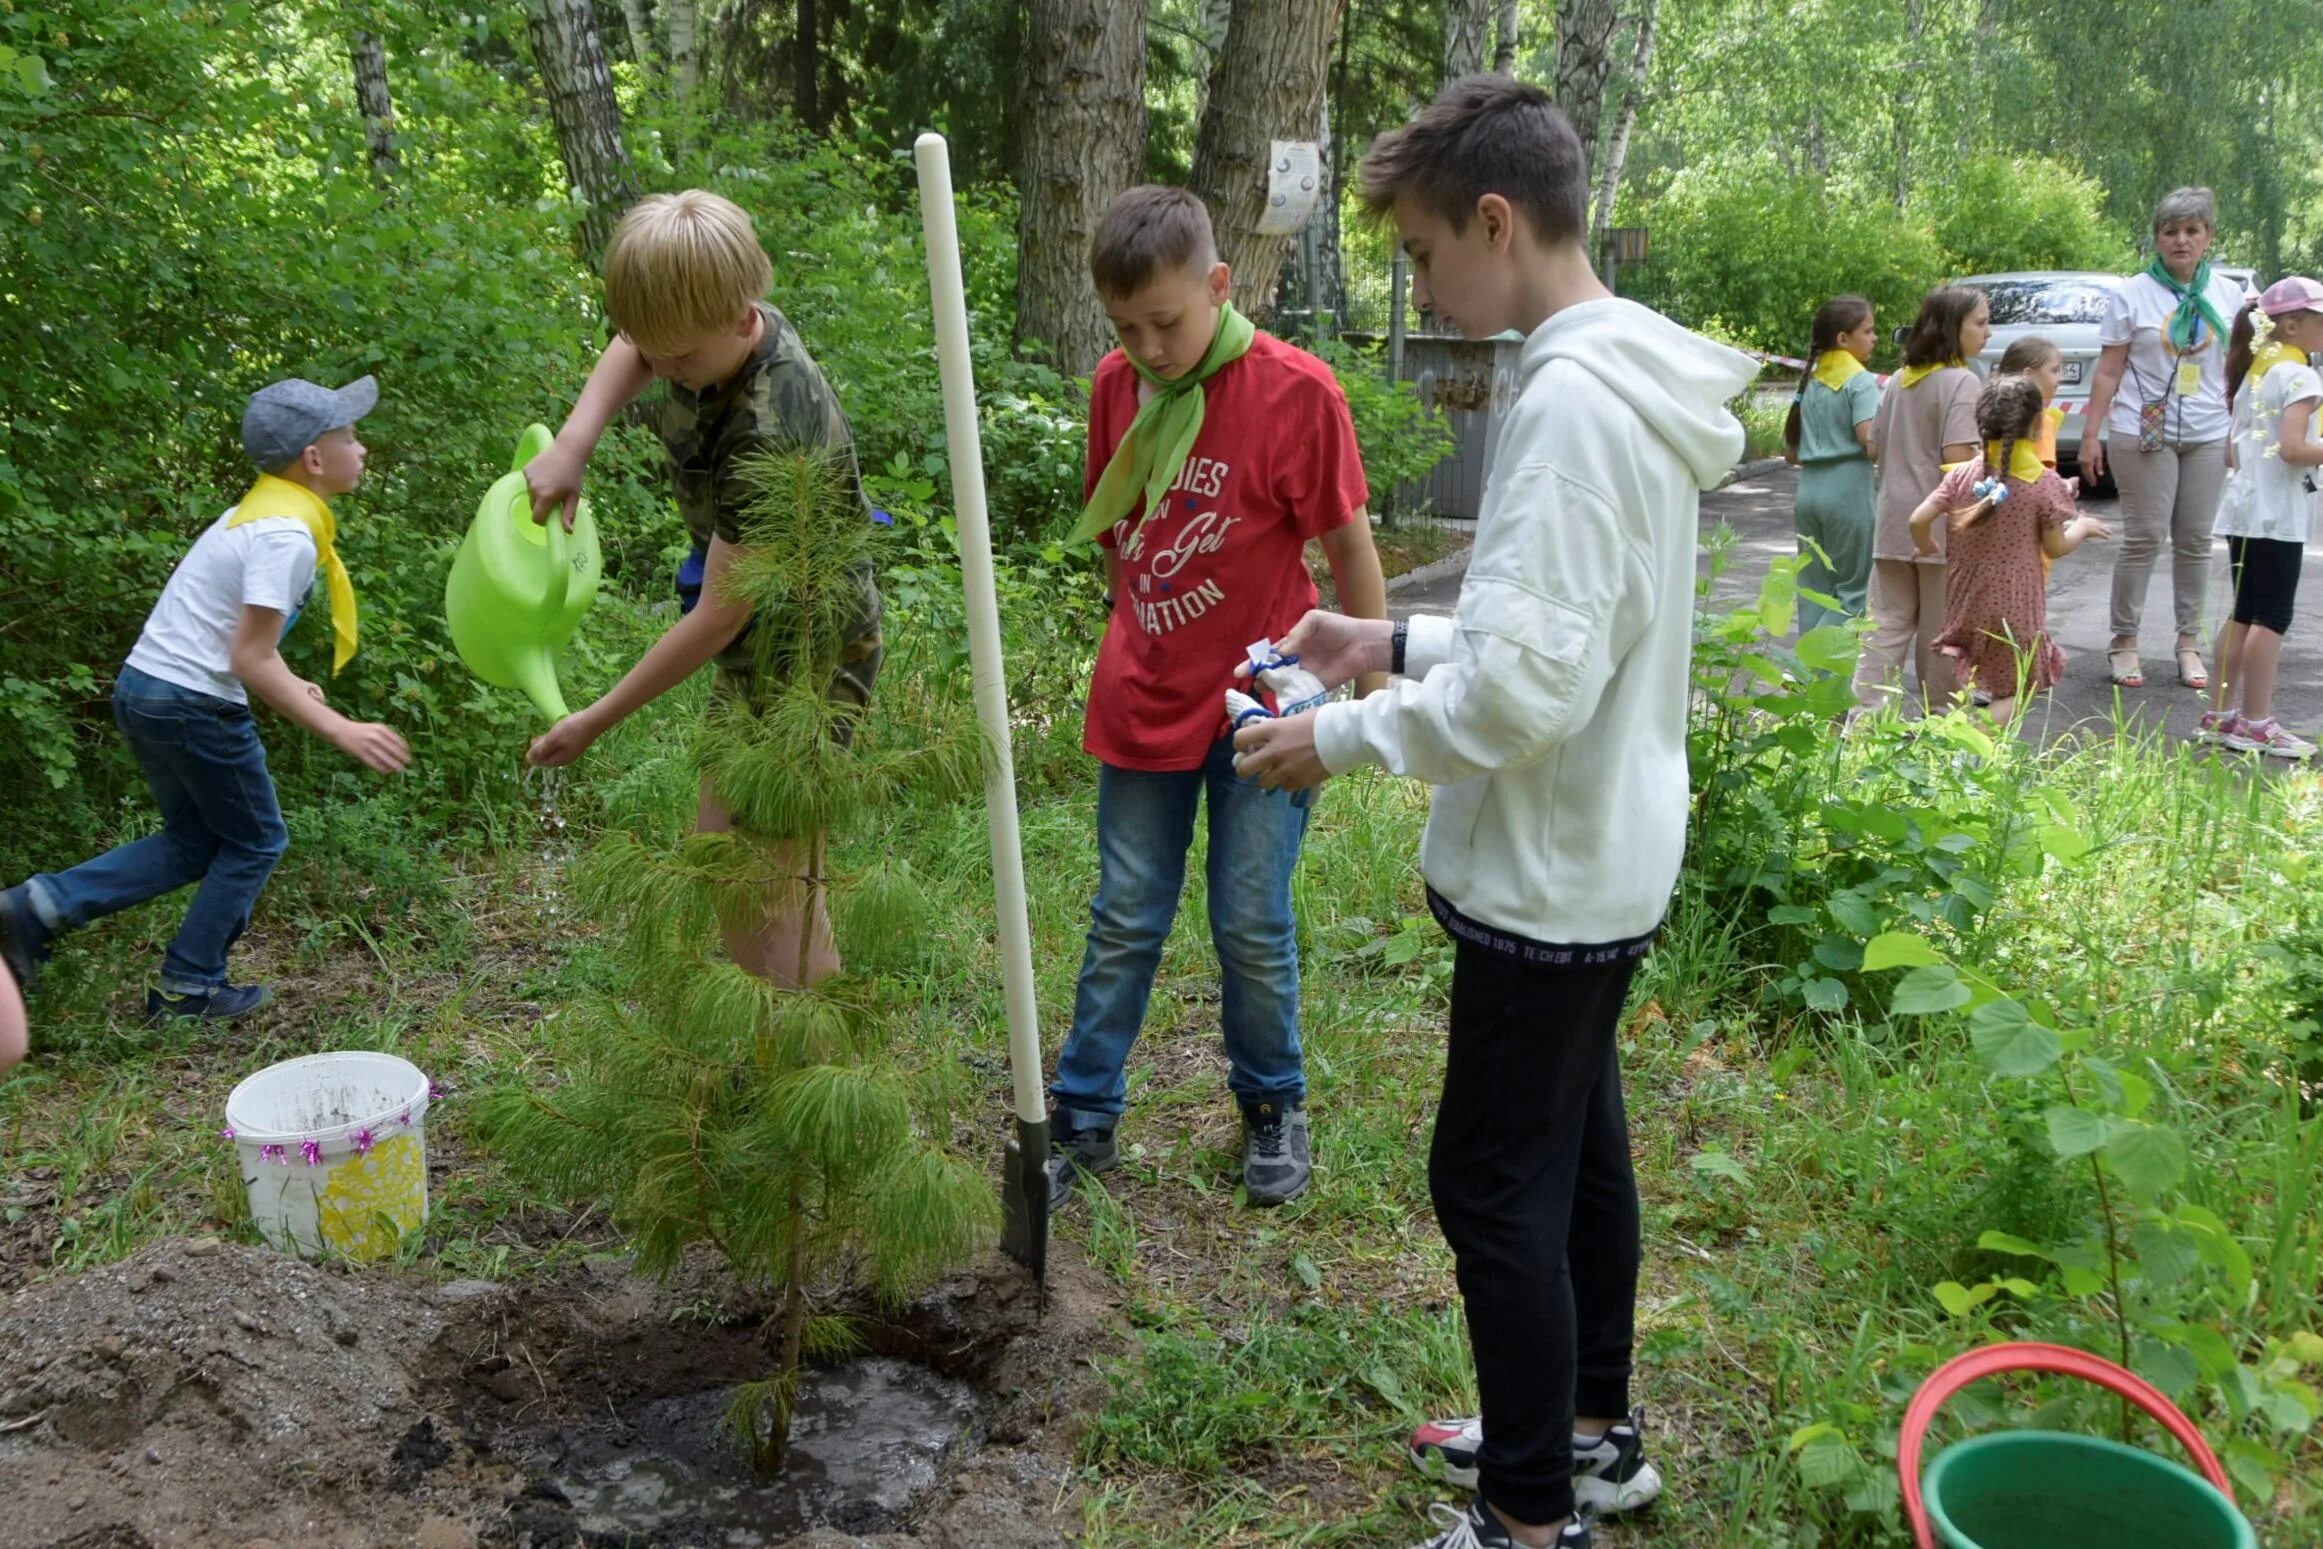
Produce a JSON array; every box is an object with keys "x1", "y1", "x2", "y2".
[{"x1": 1898, "y1": 1341, "x2": 2231, "y2": 1549}]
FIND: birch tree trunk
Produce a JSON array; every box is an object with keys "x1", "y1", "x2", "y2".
[
  {"x1": 1590, "y1": 0, "x2": 1659, "y2": 249},
  {"x1": 350, "y1": 31, "x2": 397, "y2": 183},
  {"x1": 1442, "y1": 0, "x2": 1490, "y2": 81},
  {"x1": 527, "y1": 0, "x2": 638, "y2": 259}
]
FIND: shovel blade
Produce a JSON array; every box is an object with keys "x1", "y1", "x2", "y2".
[{"x1": 1000, "y1": 1114, "x2": 1049, "y2": 1288}]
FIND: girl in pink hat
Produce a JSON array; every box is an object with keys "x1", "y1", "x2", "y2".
[{"x1": 2203, "y1": 276, "x2": 2323, "y2": 758}]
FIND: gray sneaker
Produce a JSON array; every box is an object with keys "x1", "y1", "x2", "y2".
[
  {"x1": 1241, "y1": 1101, "x2": 1310, "y2": 1205},
  {"x1": 1044, "y1": 1116, "x2": 1119, "y2": 1209}
]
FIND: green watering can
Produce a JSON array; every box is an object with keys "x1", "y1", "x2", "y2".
[{"x1": 445, "y1": 425, "x2": 601, "y2": 720}]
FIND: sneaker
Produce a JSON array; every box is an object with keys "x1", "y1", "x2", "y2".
[
  {"x1": 1412, "y1": 1408, "x2": 1663, "y2": 1515},
  {"x1": 2196, "y1": 708, "x2": 2243, "y2": 745},
  {"x1": 0, "y1": 884, "x2": 52, "y2": 990},
  {"x1": 2222, "y1": 716, "x2": 2317, "y2": 760},
  {"x1": 1241, "y1": 1100, "x2": 1310, "y2": 1205},
  {"x1": 1408, "y1": 1497, "x2": 1590, "y2": 1549},
  {"x1": 144, "y1": 982, "x2": 274, "y2": 1024},
  {"x1": 1043, "y1": 1115, "x2": 1118, "y2": 1209}
]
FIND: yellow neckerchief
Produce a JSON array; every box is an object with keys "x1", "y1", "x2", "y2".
[
  {"x1": 1982, "y1": 440, "x2": 2048, "y2": 483},
  {"x1": 1897, "y1": 357, "x2": 1965, "y2": 390},
  {"x1": 224, "y1": 473, "x2": 357, "y2": 674},
  {"x1": 2247, "y1": 340, "x2": 2309, "y2": 391},
  {"x1": 1811, "y1": 350, "x2": 1867, "y2": 391}
]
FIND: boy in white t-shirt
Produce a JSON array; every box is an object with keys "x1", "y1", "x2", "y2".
[{"x1": 0, "y1": 378, "x2": 410, "y2": 1024}]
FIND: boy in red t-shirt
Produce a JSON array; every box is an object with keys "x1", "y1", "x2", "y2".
[{"x1": 1045, "y1": 186, "x2": 1386, "y2": 1209}]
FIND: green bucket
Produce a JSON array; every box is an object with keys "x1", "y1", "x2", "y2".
[
  {"x1": 1923, "y1": 1430, "x2": 2257, "y2": 1549},
  {"x1": 1901, "y1": 1343, "x2": 2258, "y2": 1549}
]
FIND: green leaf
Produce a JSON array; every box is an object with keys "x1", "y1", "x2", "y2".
[
  {"x1": 1795, "y1": 1432, "x2": 1863, "y2": 1489},
  {"x1": 2258, "y1": 1383, "x2": 2317, "y2": 1434},
  {"x1": 1801, "y1": 975, "x2": 1851, "y2": 1013},
  {"x1": 1690, "y1": 1149, "x2": 1750, "y2": 1185},
  {"x1": 1977, "y1": 1231, "x2": 2052, "y2": 1259},
  {"x1": 1863, "y1": 931, "x2": 1944, "y2": 970},
  {"x1": 1786, "y1": 1422, "x2": 1842, "y2": 1453},
  {"x1": 1969, "y1": 999, "x2": 2061, "y2": 1077},
  {"x1": 1828, "y1": 891, "x2": 1882, "y2": 938},
  {"x1": 2036, "y1": 822, "x2": 2091, "y2": 863},
  {"x1": 2105, "y1": 1123, "x2": 2188, "y2": 1204},
  {"x1": 1291, "y1": 1252, "x2": 1322, "y2": 1293},
  {"x1": 2045, "y1": 1105, "x2": 2109, "y2": 1158},
  {"x1": 2136, "y1": 1338, "x2": 2202, "y2": 1400},
  {"x1": 1932, "y1": 1280, "x2": 1978, "y2": 1316},
  {"x1": 1843, "y1": 1469, "x2": 1901, "y2": 1516},
  {"x1": 2133, "y1": 1220, "x2": 2200, "y2": 1289},
  {"x1": 1890, "y1": 965, "x2": 1970, "y2": 1015},
  {"x1": 1795, "y1": 624, "x2": 1857, "y2": 673},
  {"x1": 1767, "y1": 904, "x2": 1817, "y2": 926},
  {"x1": 1811, "y1": 934, "x2": 1864, "y2": 973},
  {"x1": 2152, "y1": 1317, "x2": 2238, "y2": 1380}
]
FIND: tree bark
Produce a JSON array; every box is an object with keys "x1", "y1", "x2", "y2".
[
  {"x1": 1190, "y1": 0, "x2": 1345, "y2": 328},
  {"x1": 1442, "y1": 0, "x2": 1489, "y2": 81},
  {"x1": 795, "y1": 0, "x2": 821, "y2": 132},
  {"x1": 1192, "y1": 0, "x2": 1233, "y2": 122},
  {"x1": 617, "y1": 0, "x2": 656, "y2": 66},
  {"x1": 1491, "y1": 0, "x2": 1519, "y2": 73},
  {"x1": 666, "y1": 0, "x2": 701, "y2": 99},
  {"x1": 527, "y1": 0, "x2": 638, "y2": 259},
  {"x1": 350, "y1": 31, "x2": 397, "y2": 183},
  {"x1": 1590, "y1": 0, "x2": 1658, "y2": 251},
  {"x1": 1015, "y1": 0, "x2": 1149, "y2": 377},
  {"x1": 1554, "y1": 0, "x2": 1621, "y2": 189}
]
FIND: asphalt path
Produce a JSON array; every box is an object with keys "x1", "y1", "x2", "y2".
[{"x1": 1389, "y1": 462, "x2": 2323, "y2": 748}]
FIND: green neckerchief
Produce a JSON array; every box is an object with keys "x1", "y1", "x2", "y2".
[
  {"x1": 1065, "y1": 303, "x2": 1257, "y2": 547},
  {"x1": 2144, "y1": 254, "x2": 2227, "y2": 353}
]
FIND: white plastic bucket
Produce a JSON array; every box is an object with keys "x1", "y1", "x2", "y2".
[{"x1": 224, "y1": 1051, "x2": 432, "y2": 1261}]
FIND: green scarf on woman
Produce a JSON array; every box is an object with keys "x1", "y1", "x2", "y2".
[
  {"x1": 1065, "y1": 303, "x2": 1256, "y2": 547},
  {"x1": 2143, "y1": 254, "x2": 2227, "y2": 353}
]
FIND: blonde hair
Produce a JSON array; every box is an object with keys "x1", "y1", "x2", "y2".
[{"x1": 602, "y1": 191, "x2": 773, "y2": 355}]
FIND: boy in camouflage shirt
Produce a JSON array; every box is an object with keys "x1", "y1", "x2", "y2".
[{"x1": 524, "y1": 190, "x2": 880, "y2": 986}]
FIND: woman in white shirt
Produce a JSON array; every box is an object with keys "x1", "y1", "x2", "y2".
[
  {"x1": 2081, "y1": 187, "x2": 2250, "y2": 690},
  {"x1": 2202, "y1": 277, "x2": 2323, "y2": 758}
]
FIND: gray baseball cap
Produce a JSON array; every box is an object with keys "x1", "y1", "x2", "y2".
[{"x1": 241, "y1": 375, "x2": 378, "y2": 472}]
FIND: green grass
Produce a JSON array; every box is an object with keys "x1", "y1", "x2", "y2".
[{"x1": 4, "y1": 570, "x2": 2320, "y2": 1547}]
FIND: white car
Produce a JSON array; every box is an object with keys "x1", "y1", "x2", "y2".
[{"x1": 1949, "y1": 268, "x2": 2257, "y2": 484}]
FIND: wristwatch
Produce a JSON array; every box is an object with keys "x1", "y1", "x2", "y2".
[{"x1": 1391, "y1": 618, "x2": 1409, "y2": 676}]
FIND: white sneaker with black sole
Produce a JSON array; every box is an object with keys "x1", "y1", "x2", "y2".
[
  {"x1": 1408, "y1": 1497, "x2": 1592, "y2": 1548},
  {"x1": 1410, "y1": 1407, "x2": 1662, "y2": 1515}
]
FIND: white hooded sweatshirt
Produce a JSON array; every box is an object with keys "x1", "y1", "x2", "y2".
[{"x1": 1313, "y1": 297, "x2": 1756, "y2": 958}]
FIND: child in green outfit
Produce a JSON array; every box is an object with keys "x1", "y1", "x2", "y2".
[{"x1": 1783, "y1": 294, "x2": 1881, "y2": 631}]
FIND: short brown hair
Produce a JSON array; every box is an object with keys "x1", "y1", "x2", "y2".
[
  {"x1": 603, "y1": 191, "x2": 773, "y2": 356},
  {"x1": 1089, "y1": 186, "x2": 1219, "y2": 297},
  {"x1": 1357, "y1": 74, "x2": 1588, "y2": 248}
]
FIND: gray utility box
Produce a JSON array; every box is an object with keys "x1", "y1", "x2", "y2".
[{"x1": 1342, "y1": 329, "x2": 1525, "y2": 523}]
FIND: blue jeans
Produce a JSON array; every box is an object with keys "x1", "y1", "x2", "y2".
[
  {"x1": 1050, "y1": 736, "x2": 1313, "y2": 1128},
  {"x1": 24, "y1": 666, "x2": 289, "y2": 993}
]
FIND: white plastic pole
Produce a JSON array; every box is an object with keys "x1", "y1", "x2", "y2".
[{"x1": 913, "y1": 133, "x2": 1045, "y2": 1127}]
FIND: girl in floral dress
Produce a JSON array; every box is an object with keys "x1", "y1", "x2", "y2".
[{"x1": 1909, "y1": 376, "x2": 2114, "y2": 725}]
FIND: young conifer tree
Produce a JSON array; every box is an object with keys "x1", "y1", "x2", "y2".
[{"x1": 482, "y1": 447, "x2": 996, "y2": 1473}]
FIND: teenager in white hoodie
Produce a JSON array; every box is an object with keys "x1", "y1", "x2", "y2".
[{"x1": 1234, "y1": 76, "x2": 1754, "y2": 1549}]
